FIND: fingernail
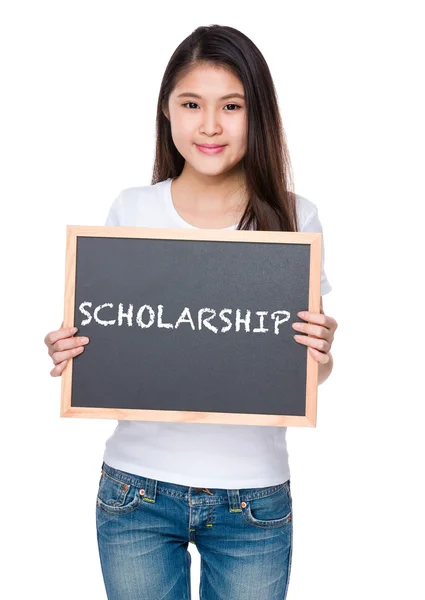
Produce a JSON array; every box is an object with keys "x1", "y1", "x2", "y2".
[{"x1": 70, "y1": 327, "x2": 78, "y2": 333}]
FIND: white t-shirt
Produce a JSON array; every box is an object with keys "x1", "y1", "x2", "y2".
[{"x1": 101, "y1": 177, "x2": 332, "y2": 488}]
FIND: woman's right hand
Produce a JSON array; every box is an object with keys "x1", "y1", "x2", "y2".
[{"x1": 44, "y1": 321, "x2": 90, "y2": 377}]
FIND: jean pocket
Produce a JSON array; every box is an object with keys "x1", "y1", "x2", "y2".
[
  {"x1": 96, "y1": 469, "x2": 142, "y2": 515},
  {"x1": 241, "y1": 480, "x2": 292, "y2": 529}
]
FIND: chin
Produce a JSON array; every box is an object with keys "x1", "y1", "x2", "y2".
[{"x1": 193, "y1": 165, "x2": 231, "y2": 177}]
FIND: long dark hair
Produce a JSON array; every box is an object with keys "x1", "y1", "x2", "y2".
[{"x1": 151, "y1": 24, "x2": 298, "y2": 232}]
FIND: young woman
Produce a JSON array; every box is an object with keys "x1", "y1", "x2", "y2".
[{"x1": 44, "y1": 24, "x2": 338, "y2": 600}]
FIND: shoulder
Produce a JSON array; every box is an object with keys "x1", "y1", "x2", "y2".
[
  {"x1": 118, "y1": 179, "x2": 168, "y2": 208},
  {"x1": 105, "y1": 180, "x2": 170, "y2": 226},
  {"x1": 295, "y1": 193, "x2": 323, "y2": 231}
]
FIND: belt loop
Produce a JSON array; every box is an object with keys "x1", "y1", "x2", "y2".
[
  {"x1": 141, "y1": 478, "x2": 157, "y2": 503},
  {"x1": 227, "y1": 489, "x2": 242, "y2": 512}
]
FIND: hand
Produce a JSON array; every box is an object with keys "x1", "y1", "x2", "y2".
[
  {"x1": 44, "y1": 321, "x2": 90, "y2": 377},
  {"x1": 292, "y1": 310, "x2": 338, "y2": 364}
]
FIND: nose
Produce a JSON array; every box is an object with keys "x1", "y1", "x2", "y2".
[{"x1": 200, "y1": 108, "x2": 222, "y2": 136}]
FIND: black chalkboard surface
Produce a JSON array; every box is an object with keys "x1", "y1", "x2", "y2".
[{"x1": 61, "y1": 226, "x2": 323, "y2": 427}]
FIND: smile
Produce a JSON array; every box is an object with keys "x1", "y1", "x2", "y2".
[{"x1": 196, "y1": 145, "x2": 226, "y2": 155}]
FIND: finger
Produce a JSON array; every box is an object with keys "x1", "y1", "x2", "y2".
[
  {"x1": 293, "y1": 334, "x2": 331, "y2": 354},
  {"x1": 51, "y1": 344, "x2": 86, "y2": 365},
  {"x1": 49, "y1": 334, "x2": 89, "y2": 356},
  {"x1": 298, "y1": 311, "x2": 335, "y2": 328},
  {"x1": 308, "y1": 347, "x2": 330, "y2": 364},
  {"x1": 44, "y1": 326, "x2": 77, "y2": 348},
  {"x1": 50, "y1": 359, "x2": 68, "y2": 377},
  {"x1": 292, "y1": 322, "x2": 330, "y2": 340}
]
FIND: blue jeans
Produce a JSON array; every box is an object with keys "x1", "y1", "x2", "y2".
[{"x1": 96, "y1": 461, "x2": 293, "y2": 599}]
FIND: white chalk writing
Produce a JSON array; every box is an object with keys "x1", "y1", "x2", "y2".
[{"x1": 78, "y1": 302, "x2": 291, "y2": 335}]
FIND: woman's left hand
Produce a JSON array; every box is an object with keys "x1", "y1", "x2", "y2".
[{"x1": 292, "y1": 310, "x2": 338, "y2": 364}]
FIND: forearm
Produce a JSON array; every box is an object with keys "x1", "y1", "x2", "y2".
[{"x1": 318, "y1": 351, "x2": 334, "y2": 385}]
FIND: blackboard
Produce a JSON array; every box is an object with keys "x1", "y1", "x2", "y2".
[{"x1": 61, "y1": 226, "x2": 323, "y2": 427}]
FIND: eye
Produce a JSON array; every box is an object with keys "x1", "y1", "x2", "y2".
[
  {"x1": 182, "y1": 102, "x2": 241, "y2": 111},
  {"x1": 182, "y1": 102, "x2": 199, "y2": 109}
]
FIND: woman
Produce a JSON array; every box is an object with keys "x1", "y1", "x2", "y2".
[{"x1": 44, "y1": 24, "x2": 338, "y2": 600}]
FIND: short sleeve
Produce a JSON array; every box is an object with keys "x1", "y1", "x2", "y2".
[
  {"x1": 301, "y1": 207, "x2": 332, "y2": 295},
  {"x1": 104, "y1": 192, "x2": 122, "y2": 226}
]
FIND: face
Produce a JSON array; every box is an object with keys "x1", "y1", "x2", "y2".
[{"x1": 165, "y1": 64, "x2": 247, "y2": 177}]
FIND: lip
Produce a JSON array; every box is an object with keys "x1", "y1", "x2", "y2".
[{"x1": 196, "y1": 144, "x2": 226, "y2": 155}]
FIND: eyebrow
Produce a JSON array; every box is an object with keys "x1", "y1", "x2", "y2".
[{"x1": 176, "y1": 92, "x2": 245, "y2": 100}]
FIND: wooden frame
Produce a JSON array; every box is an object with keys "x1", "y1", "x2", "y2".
[{"x1": 61, "y1": 225, "x2": 322, "y2": 427}]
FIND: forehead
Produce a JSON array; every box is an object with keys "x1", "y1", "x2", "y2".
[{"x1": 172, "y1": 64, "x2": 244, "y2": 96}]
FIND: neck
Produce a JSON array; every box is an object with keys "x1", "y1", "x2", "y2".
[{"x1": 173, "y1": 165, "x2": 247, "y2": 214}]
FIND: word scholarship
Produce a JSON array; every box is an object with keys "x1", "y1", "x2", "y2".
[{"x1": 78, "y1": 302, "x2": 292, "y2": 335}]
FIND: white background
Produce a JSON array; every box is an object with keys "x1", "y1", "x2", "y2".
[{"x1": 1, "y1": 1, "x2": 424, "y2": 598}]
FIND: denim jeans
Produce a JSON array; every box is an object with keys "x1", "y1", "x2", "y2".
[{"x1": 96, "y1": 461, "x2": 293, "y2": 599}]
